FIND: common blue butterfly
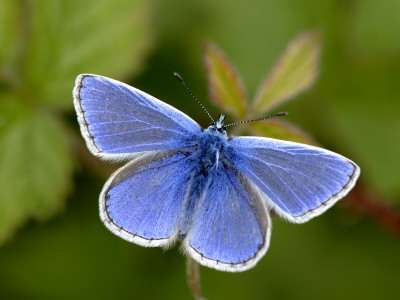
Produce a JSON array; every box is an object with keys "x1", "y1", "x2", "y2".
[{"x1": 73, "y1": 74, "x2": 360, "y2": 272}]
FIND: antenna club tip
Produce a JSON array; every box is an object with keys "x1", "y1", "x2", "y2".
[{"x1": 173, "y1": 72, "x2": 184, "y2": 83}]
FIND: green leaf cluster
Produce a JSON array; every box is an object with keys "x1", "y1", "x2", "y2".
[{"x1": 205, "y1": 32, "x2": 320, "y2": 144}]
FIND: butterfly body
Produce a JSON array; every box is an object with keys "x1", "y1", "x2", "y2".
[
  {"x1": 177, "y1": 116, "x2": 229, "y2": 238},
  {"x1": 74, "y1": 74, "x2": 360, "y2": 272}
]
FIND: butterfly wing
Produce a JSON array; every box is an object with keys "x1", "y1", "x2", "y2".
[
  {"x1": 73, "y1": 74, "x2": 202, "y2": 161},
  {"x1": 185, "y1": 168, "x2": 271, "y2": 272},
  {"x1": 100, "y1": 150, "x2": 193, "y2": 247},
  {"x1": 226, "y1": 137, "x2": 360, "y2": 223}
]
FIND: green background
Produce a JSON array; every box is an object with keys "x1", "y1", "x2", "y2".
[{"x1": 1, "y1": 0, "x2": 399, "y2": 299}]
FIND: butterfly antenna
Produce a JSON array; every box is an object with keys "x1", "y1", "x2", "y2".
[
  {"x1": 224, "y1": 112, "x2": 288, "y2": 128},
  {"x1": 174, "y1": 72, "x2": 214, "y2": 123}
]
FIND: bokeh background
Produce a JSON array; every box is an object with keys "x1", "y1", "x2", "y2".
[{"x1": 1, "y1": 0, "x2": 400, "y2": 299}]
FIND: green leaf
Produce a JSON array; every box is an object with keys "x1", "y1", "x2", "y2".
[
  {"x1": 0, "y1": 100, "x2": 73, "y2": 244},
  {"x1": 23, "y1": 0, "x2": 153, "y2": 108},
  {"x1": 252, "y1": 31, "x2": 321, "y2": 114},
  {"x1": 249, "y1": 119, "x2": 317, "y2": 145},
  {"x1": 204, "y1": 43, "x2": 248, "y2": 118}
]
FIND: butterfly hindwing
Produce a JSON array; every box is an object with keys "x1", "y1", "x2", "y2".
[
  {"x1": 185, "y1": 167, "x2": 270, "y2": 272},
  {"x1": 73, "y1": 74, "x2": 202, "y2": 160},
  {"x1": 226, "y1": 137, "x2": 360, "y2": 223},
  {"x1": 100, "y1": 150, "x2": 193, "y2": 247}
]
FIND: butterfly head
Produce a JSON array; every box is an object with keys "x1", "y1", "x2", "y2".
[{"x1": 205, "y1": 113, "x2": 228, "y2": 140}]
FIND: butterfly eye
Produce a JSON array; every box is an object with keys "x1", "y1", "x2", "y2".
[{"x1": 217, "y1": 126, "x2": 226, "y2": 133}]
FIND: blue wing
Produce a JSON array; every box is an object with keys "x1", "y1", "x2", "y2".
[
  {"x1": 185, "y1": 168, "x2": 270, "y2": 272},
  {"x1": 73, "y1": 74, "x2": 202, "y2": 161},
  {"x1": 226, "y1": 137, "x2": 360, "y2": 223},
  {"x1": 100, "y1": 150, "x2": 193, "y2": 247}
]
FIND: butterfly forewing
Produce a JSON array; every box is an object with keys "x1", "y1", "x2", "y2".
[
  {"x1": 73, "y1": 74, "x2": 202, "y2": 161},
  {"x1": 227, "y1": 137, "x2": 360, "y2": 223}
]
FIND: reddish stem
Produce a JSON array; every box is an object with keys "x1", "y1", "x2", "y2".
[{"x1": 346, "y1": 184, "x2": 400, "y2": 236}]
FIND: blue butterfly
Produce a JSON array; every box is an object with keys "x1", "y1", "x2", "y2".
[{"x1": 73, "y1": 74, "x2": 360, "y2": 272}]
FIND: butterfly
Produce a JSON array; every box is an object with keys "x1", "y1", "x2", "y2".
[{"x1": 73, "y1": 74, "x2": 360, "y2": 272}]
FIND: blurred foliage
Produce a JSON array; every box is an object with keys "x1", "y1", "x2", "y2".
[
  {"x1": 0, "y1": 0, "x2": 152, "y2": 245},
  {"x1": 1, "y1": 0, "x2": 400, "y2": 300}
]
